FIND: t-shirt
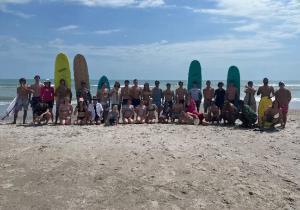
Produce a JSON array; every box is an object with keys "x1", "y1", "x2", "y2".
[
  {"x1": 189, "y1": 88, "x2": 202, "y2": 101},
  {"x1": 152, "y1": 87, "x2": 163, "y2": 103},
  {"x1": 41, "y1": 87, "x2": 54, "y2": 102},
  {"x1": 214, "y1": 89, "x2": 225, "y2": 107}
]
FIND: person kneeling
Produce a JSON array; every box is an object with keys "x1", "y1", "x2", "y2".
[
  {"x1": 146, "y1": 98, "x2": 157, "y2": 124},
  {"x1": 205, "y1": 100, "x2": 220, "y2": 124},
  {"x1": 135, "y1": 100, "x2": 147, "y2": 124},
  {"x1": 221, "y1": 101, "x2": 238, "y2": 125},
  {"x1": 59, "y1": 97, "x2": 73, "y2": 125},
  {"x1": 159, "y1": 102, "x2": 172, "y2": 123},
  {"x1": 122, "y1": 99, "x2": 135, "y2": 124},
  {"x1": 263, "y1": 100, "x2": 283, "y2": 129},
  {"x1": 74, "y1": 98, "x2": 88, "y2": 125},
  {"x1": 33, "y1": 102, "x2": 52, "y2": 125},
  {"x1": 238, "y1": 100, "x2": 257, "y2": 128},
  {"x1": 105, "y1": 105, "x2": 119, "y2": 126}
]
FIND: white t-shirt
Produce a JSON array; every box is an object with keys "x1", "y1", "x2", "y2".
[
  {"x1": 110, "y1": 88, "x2": 121, "y2": 104},
  {"x1": 189, "y1": 88, "x2": 202, "y2": 101}
]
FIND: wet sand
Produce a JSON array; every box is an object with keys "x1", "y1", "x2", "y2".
[{"x1": 0, "y1": 111, "x2": 299, "y2": 209}]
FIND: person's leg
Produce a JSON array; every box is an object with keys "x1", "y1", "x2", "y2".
[
  {"x1": 23, "y1": 110, "x2": 27, "y2": 124},
  {"x1": 55, "y1": 103, "x2": 60, "y2": 124},
  {"x1": 13, "y1": 111, "x2": 19, "y2": 124},
  {"x1": 196, "y1": 100, "x2": 201, "y2": 112}
]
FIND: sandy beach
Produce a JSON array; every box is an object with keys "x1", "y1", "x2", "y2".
[{"x1": 0, "y1": 111, "x2": 299, "y2": 209}]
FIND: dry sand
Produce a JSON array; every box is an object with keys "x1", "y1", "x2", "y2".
[{"x1": 0, "y1": 111, "x2": 299, "y2": 209}]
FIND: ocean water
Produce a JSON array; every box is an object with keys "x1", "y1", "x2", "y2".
[{"x1": 0, "y1": 79, "x2": 299, "y2": 114}]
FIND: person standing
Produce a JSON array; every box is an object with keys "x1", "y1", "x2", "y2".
[
  {"x1": 152, "y1": 80, "x2": 163, "y2": 111},
  {"x1": 244, "y1": 81, "x2": 257, "y2": 112},
  {"x1": 30, "y1": 75, "x2": 44, "y2": 117},
  {"x1": 203, "y1": 80, "x2": 215, "y2": 113},
  {"x1": 225, "y1": 82, "x2": 238, "y2": 106},
  {"x1": 13, "y1": 78, "x2": 33, "y2": 124},
  {"x1": 130, "y1": 79, "x2": 142, "y2": 108},
  {"x1": 275, "y1": 81, "x2": 292, "y2": 128},
  {"x1": 76, "y1": 81, "x2": 92, "y2": 104},
  {"x1": 214, "y1": 82, "x2": 226, "y2": 110},
  {"x1": 189, "y1": 81, "x2": 202, "y2": 112},
  {"x1": 257, "y1": 78, "x2": 275, "y2": 126},
  {"x1": 110, "y1": 81, "x2": 121, "y2": 112},
  {"x1": 40, "y1": 79, "x2": 55, "y2": 122},
  {"x1": 54, "y1": 79, "x2": 72, "y2": 124},
  {"x1": 142, "y1": 82, "x2": 152, "y2": 106},
  {"x1": 121, "y1": 80, "x2": 131, "y2": 106},
  {"x1": 175, "y1": 81, "x2": 187, "y2": 104}
]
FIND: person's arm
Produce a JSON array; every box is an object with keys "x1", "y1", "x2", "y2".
[
  {"x1": 257, "y1": 87, "x2": 261, "y2": 96},
  {"x1": 198, "y1": 90, "x2": 202, "y2": 102},
  {"x1": 288, "y1": 90, "x2": 292, "y2": 103}
]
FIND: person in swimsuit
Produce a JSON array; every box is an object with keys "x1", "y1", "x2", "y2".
[
  {"x1": 13, "y1": 78, "x2": 34, "y2": 124},
  {"x1": 55, "y1": 79, "x2": 72, "y2": 124},
  {"x1": 76, "y1": 81, "x2": 92, "y2": 104},
  {"x1": 203, "y1": 80, "x2": 214, "y2": 113},
  {"x1": 59, "y1": 97, "x2": 73, "y2": 125},
  {"x1": 159, "y1": 101, "x2": 172, "y2": 123},
  {"x1": 189, "y1": 81, "x2": 202, "y2": 112},
  {"x1": 152, "y1": 80, "x2": 163, "y2": 112},
  {"x1": 33, "y1": 102, "x2": 51, "y2": 125},
  {"x1": 225, "y1": 82, "x2": 238, "y2": 106},
  {"x1": 171, "y1": 100, "x2": 184, "y2": 123},
  {"x1": 40, "y1": 79, "x2": 55, "y2": 122},
  {"x1": 130, "y1": 79, "x2": 142, "y2": 108},
  {"x1": 221, "y1": 100, "x2": 238, "y2": 125},
  {"x1": 238, "y1": 100, "x2": 258, "y2": 128},
  {"x1": 244, "y1": 81, "x2": 257, "y2": 112},
  {"x1": 186, "y1": 94, "x2": 204, "y2": 125},
  {"x1": 110, "y1": 81, "x2": 121, "y2": 112},
  {"x1": 142, "y1": 82, "x2": 152, "y2": 106},
  {"x1": 163, "y1": 83, "x2": 174, "y2": 109},
  {"x1": 30, "y1": 75, "x2": 43, "y2": 118},
  {"x1": 97, "y1": 82, "x2": 110, "y2": 123},
  {"x1": 257, "y1": 78, "x2": 275, "y2": 126},
  {"x1": 275, "y1": 81, "x2": 292, "y2": 128},
  {"x1": 121, "y1": 80, "x2": 131, "y2": 106},
  {"x1": 135, "y1": 100, "x2": 147, "y2": 124},
  {"x1": 74, "y1": 98, "x2": 88, "y2": 125},
  {"x1": 106, "y1": 105, "x2": 119, "y2": 126},
  {"x1": 214, "y1": 82, "x2": 226, "y2": 110},
  {"x1": 175, "y1": 81, "x2": 187, "y2": 105},
  {"x1": 146, "y1": 98, "x2": 157, "y2": 124},
  {"x1": 205, "y1": 100, "x2": 220, "y2": 124},
  {"x1": 263, "y1": 100, "x2": 283, "y2": 128},
  {"x1": 122, "y1": 99, "x2": 135, "y2": 124}
]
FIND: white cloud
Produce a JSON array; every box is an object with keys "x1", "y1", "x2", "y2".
[
  {"x1": 94, "y1": 29, "x2": 121, "y2": 35},
  {"x1": 234, "y1": 23, "x2": 260, "y2": 32},
  {"x1": 0, "y1": 4, "x2": 33, "y2": 18},
  {"x1": 57, "y1": 25, "x2": 79, "y2": 31},
  {"x1": 65, "y1": 0, "x2": 164, "y2": 8}
]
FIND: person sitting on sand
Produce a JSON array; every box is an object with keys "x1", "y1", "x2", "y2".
[
  {"x1": 171, "y1": 100, "x2": 185, "y2": 123},
  {"x1": 13, "y1": 78, "x2": 34, "y2": 124},
  {"x1": 152, "y1": 80, "x2": 163, "y2": 112},
  {"x1": 225, "y1": 82, "x2": 238, "y2": 106},
  {"x1": 238, "y1": 100, "x2": 258, "y2": 128},
  {"x1": 275, "y1": 81, "x2": 292, "y2": 128},
  {"x1": 244, "y1": 81, "x2": 257, "y2": 112},
  {"x1": 121, "y1": 80, "x2": 131, "y2": 106},
  {"x1": 214, "y1": 82, "x2": 226, "y2": 110},
  {"x1": 40, "y1": 79, "x2": 55, "y2": 122},
  {"x1": 159, "y1": 101, "x2": 172, "y2": 123},
  {"x1": 142, "y1": 82, "x2": 152, "y2": 106},
  {"x1": 55, "y1": 79, "x2": 72, "y2": 124},
  {"x1": 135, "y1": 100, "x2": 147, "y2": 124},
  {"x1": 175, "y1": 81, "x2": 187, "y2": 105},
  {"x1": 122, "y1": 99, "x2": 135, "y2": 124},
  {"x1": 263, "y1": 100, "x2": 283, "y2": 129},
  {"x1": 130, "y1": 79, "x2": 142, "y2": 108},
  {"x1": 105, "y1": 105, "x2": 119, "y2": 126},
  {"x1": 180, "y1": 111, "x2": 198, "y2": 125},
  {"x1": 203, "y1": 80, "x2": 214, "y2": 113},
  {"x1": 110, "y1": 81, "x2": 121, "y2": 112},
  {"x1": 163, "y1": 83, "x2": 174, "y2": 109},
  {"x1": 186, "y1": 94, "x2": 205, "y2": 125},
  {"x1": 257, "y1": 78, "x2": 275, "y2": 126},
  {"x1": 205, "y1": 100, "x2": 220, "y2": 124},
  {"x1": 59, "y1": 97, "x2": 73, "y2": 125},
  {"x1": 74, "y1": 98, "x2": 88, "y2": 125},
  {"x1": 146, "y1": 98, "x2": 157, "y2": 124},
  {"x1": 76, "y1": 81, "x2": 92, "y2": 104},
  {"x1": 97, "y1": 82, "x2": 110, "y2": 123},
  {"x1": 33, "y1": 102, "x2": 51, "y2": 125},
  {"x1": 30, "y1": 75, "x2": 43, "y2": 118},
  {"x1": 189, "y1": 81, "x2": 202, "y2": 112},
  {"x1": 221, "y1": 100, "x2": 238, "y2": 125},
  {"x1": 90, "y1": 96, "x2": 103, "y2": 125}
]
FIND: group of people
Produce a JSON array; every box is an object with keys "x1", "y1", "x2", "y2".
[{"x1": 12, "y1": 76, "x2": 292, "y2": 129}]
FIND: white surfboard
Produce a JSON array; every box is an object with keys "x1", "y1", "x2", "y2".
[{"x1": 1, "y1": 96, "x2": 17, "y2": 120}]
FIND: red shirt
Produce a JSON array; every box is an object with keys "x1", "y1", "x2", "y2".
[{"x1": 41, "y1": 86, "x2": 54, "y2": 102}]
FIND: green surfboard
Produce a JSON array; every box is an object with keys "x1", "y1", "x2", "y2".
[
  {"x1": 227, "y1": 66, "x2": 241, "y2": 97},
  {"x1": 97, "y1": 75, "x2": 110, "y2": 92},
  {"x1": 188, "y1": 60, "x2": 202, "y2": 90}
]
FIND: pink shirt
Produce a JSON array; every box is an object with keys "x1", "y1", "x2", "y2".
[{"x1": 41, "y1": 86, "x2": 54, "y2": 102}]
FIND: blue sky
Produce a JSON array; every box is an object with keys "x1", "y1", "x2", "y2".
[{"x1": 0, "y1": 0, "x2": 299, "y2": 80}]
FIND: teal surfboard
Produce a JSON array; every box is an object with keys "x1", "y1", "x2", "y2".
[
  {"x1": 227, "y1": 66, "x2": 240, "y2": 97},
  {"x1": 97, "y1": 76, "x2": 110, "y2": 92},
  {"x1": 188, "y1": 60, "x2": 202, "y2": 90}
]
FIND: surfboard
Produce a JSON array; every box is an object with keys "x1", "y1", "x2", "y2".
[
  {"x1": 227, "y1": 66, "x2": 241, "y2": 97},
  {"x1": 54, "y1": 53, "x2": 71, "y2": 90},
  {"x1": 74, "y1": 54, "x2": 90, "y2": 93},
  {"x1": 188, "y1": 60, "x2": 202, "y2": 90},
  {"x1": 1, "y1": 96, "x2": 17, "y2": 120},
  {"x1": 97, "y1": 76, "x2": 110, "y2": 92}
]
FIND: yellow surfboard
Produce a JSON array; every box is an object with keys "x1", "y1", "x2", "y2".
[{"x1": 54, "y1": 53, "x2": 71, "y2": 90}]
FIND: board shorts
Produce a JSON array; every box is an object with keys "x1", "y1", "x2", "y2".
[
  {"x1": 122, "y1": 99, "x2": 129, "y2": 106},
  {"x1": 280, "y1": 104, "x2": 289, "y2": 114},
  {"x1": 132, "y1": 99, "x2": 140, "y2": 108},
  {"x1": 43, "y1": 101, "x2": 54, "y2": 109},
  {"x1": 16, "y1": 98, "x2": 29, "y2": 111},
  {"x1": 204, "y1": 99, "x2": 212, "y2": 113},
  {"x1": 31, "y1": 97, "x2": 41, "y2": 111}
]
